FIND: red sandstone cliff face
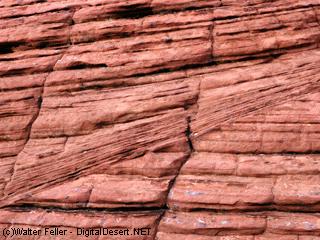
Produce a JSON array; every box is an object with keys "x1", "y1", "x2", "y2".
[{"x1": 0, "y1": 0, "x2": 320, "y2": 239}]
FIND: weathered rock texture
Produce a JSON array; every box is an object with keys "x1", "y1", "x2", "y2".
[{"x1": 0, "y1": 0, "x2": 320, "y2": 239}]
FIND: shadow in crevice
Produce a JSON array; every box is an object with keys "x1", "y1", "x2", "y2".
[{"x1": 112, "y1": 4, "x2": 153, "y2": 19}]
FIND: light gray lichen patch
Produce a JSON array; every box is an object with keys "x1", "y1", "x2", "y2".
[
  {"x1": 196, "y1": 218, "x2": 207, "y2": 228},
  {"x1": 185, "y1": 190, "x2": 204, "y2": 196}
]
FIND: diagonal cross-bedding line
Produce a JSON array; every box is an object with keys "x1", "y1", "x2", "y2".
[
  {"x1": 192, "y1": 78, "x2": 320, "y2": 137},
  {"x1": 1, "y1": 8, "x2": 78, "y2": 206},
  {"x1": 0, "y1": 111, "x2": 188, "y2": 208},
  {"x1": 191, "y1": 56, "x2": 320, "y2": 138}
]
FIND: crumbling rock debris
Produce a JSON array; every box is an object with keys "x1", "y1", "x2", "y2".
[{"x1": 0, "y1": 0, "x2": 320, "y2": 239}]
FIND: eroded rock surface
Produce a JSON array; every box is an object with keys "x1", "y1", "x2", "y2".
[{"x1": 0, "y1": 0, "x2": 320, "y2": 239}]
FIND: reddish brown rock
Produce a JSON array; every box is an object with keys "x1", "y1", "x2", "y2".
[
  {"x1": 157, "y1": 211, "x2": 320, "y2": 238},
  {"x1": 0, "y1": 208, "x2": 161, "y2": 240},
  {"x1": 192, "y1": 49, "x2": 320, "y2": 139},
  {"x1": 158, "y1": 211, "x2": 267, "y2": 236},
  {"x1": 274, "y1": 175, "x2": 320, "y2": 206},
  {"x1": 156, "y1": 233, "x2": 255, "y2": 240},
  {"x1": 0, "y1": 0, "x2": 320, "y2": 239},
  {"x1": 71, "y1": 10, "x2": 214, "y2": 44},
  {"x1": 236, "y1": 154, "x2": 320, "y2": 176},
  {"x1": 33, "y1": 74, "x2": 199, "y2": 137},
  {"x1": 267, "y1": 212, "x2": 320, "y2": 235},
  {"x1": 169, "y1": 149, "x2": 320, "y2": 211},
  {"x1": 168, "y1": 175, "x2": 274, "y2": 210},
  {"x1": 181, "y1": 153, "x2": 238, "y2": 175},
  {"x1": 182, "y1": 153, "x2": 320, "y2": 177},
  {"x1": 300, "y1": 237, "x2": 320, "y2": 240},
  {"x1": 2, "y1": 111, "x2": 189, "y2": 206},
  {"x1": 20, "y1": 174, "x2": 171, "y2": 209},
  {"x1": 0, "y1": 50, "x2": 62, "y2": 77},
  {"x1": 213, "y1": 7, "x2": 320, "y2": 61}
]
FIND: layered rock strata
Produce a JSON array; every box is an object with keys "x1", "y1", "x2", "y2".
[{"x1": 0, "y1": 0, "x2": 320, "y2": 239}]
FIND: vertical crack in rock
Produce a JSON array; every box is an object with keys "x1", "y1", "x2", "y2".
[
  {"x1": 84, "y1": 185, "x2": 94, "y2": 208},
  {"x1": 164, "y1": 115, "x2": 194, "y2": 205},
  {"x1": 2, "y1": 2, "x2": 320, "y2": 239},
  {"x1": 192, "y1": 78, "x2": 320, "y2": 138},
  {"x1": 3, "y1": 8, "x2": 77, "y2": 202},
  {"x1": 5, "y1": 73, "x2": 47, "y2": 202},
  {"x1": 2, "y1": 112, "x2": 189, "y2": 207},
  {"x1": 159, "y1": 77, "x2": 202, "y2": 221},
  {"x1": 153, "y1": 75, "x2": 203, "y2": 237},
  {"x1": 153, "y1": 119, "x2": 196, "y2": 239},
  {"x1": 4, "y1": 70, "x2": 50, "y2": 195},
  {"x1": 152, "y1": 210, "x2": 165, "y2": 240}
]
